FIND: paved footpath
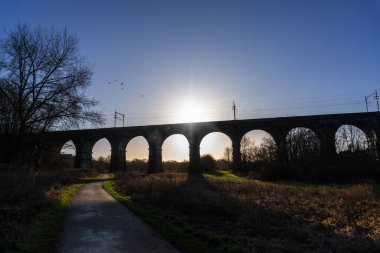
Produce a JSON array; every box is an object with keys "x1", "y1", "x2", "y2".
[{"x1": 58, "y1": 175, "x2": 180, "y2": 253}]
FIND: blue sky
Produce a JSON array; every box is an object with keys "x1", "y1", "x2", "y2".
[{"x1": 1, "y1": 0, "x2": 379, "y2": 160}]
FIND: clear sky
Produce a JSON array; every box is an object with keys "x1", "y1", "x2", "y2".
[{"x1": 1, "y1": 0, "x2": 380, "y2": 160}]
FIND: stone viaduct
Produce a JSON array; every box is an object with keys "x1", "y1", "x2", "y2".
[{"x1": 34, "y1": 112, "x2": 380, "y2": 173}]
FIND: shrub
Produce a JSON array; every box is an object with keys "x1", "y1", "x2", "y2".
[{"x1": 200, "y1": 154, "x2": 217, "y2": 172}]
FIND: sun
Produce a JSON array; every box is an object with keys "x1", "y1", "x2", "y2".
[{"x1": 176, "y1": 97, "x2": 210, "y2": 123}]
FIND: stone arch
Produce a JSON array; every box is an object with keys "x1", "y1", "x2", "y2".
[
  {"x1": 162, "y1": 134, "x2": 189, "y2": 171},
  {"x1": 92, "y1": 138, "x2": 112, "y2": 172},
  {"x1": 200, "y1": 132, "x2": 232, "y2": 159},
  {"x1": 162, "y1": 134, "x2": 189, "y2": 161},
  {"x1": 240, "y1": 129, "x2": 277, "y2": 163},
  {"x1": 335, "y1": 124, "x2": 369, "y2": 154},
  {"x1": 199, "y1": 132, "x2": 232, "y2": 171},
  {"x1": 286, "y1": 127, "x2": 321, "y2": 161},
  {"x1": 125, "y1": 136, "x2": 149, "y2": 171},
  {"x1": 58, "y1": 140, "x2": 76, "y2": 168}
]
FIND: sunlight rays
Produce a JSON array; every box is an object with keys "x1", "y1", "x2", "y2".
[{"x1": 175, "y1": 96, "x2": 211, "y2": 123}]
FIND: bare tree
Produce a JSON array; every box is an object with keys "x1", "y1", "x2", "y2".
[
  {"x1": 240, "y1": 136, "x2": 253, "y2": 163},
  {"x1": 260, "y1": 136, "x2": 277, "y2": 161},
  {"x1": 0, "y1": 80, "x2": 14, "y2": 133},
  {"x1": 335, "y1": 125, "x2": 368, "y2": 153},
  {"x1": 223, "y1": 146, "x2": 232, "y2": 163},
  {"x1": 0, "y1": 24, "x2": 104, "y2": 167},
  {"x1": 286, "y1": 127, "x2": 320, "y2": 161},
  {"x1": 249, "y1": 136, "x2": 277, "y2": 162},
  {"x1": 240, "y1": 135, "x2": 277, "y2": 164}
]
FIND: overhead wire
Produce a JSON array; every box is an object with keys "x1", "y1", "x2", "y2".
[{"x1": 102, "y1": 90, "x2": 377, "y2": 127}]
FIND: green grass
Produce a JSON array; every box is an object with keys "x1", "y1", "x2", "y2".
[
  {"x1": 203, "y1": 170, "x2": 284, "y2": 186},
  {"x1": 8, "y1": 183, "x2": 84, "y2": 253},
  {"x1": 204, "y1": 170, "x2": 367, "y2": 190},
  {"x1": 203, "y1": 170, "x2": 281, "y2": 187},
  {"x1": 76, "y1": 173, "x2": 104, "y2": 183},
  {"x1": 103, "y1": 180, "x2": 246, "y2": 253},
  {"x1": 203, "y1": 170, "x2": 249, "y2": 182}
]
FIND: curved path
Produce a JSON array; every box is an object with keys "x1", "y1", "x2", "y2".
[{"x1": 58, "y1": 175, "x2": 180, "y2": 253}]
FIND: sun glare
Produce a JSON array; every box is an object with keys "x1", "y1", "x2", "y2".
[{"x1": 176, "y1": 97, "x2": 210, "y2": 123}]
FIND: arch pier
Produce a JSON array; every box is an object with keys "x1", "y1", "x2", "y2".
[{"x1": 109, "y1": 137, "x2": 127, "y2": 172}]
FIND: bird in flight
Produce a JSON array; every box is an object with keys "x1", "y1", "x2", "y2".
[{"x1": 107, "y1": 79, "x2": 126, "y2": 89}]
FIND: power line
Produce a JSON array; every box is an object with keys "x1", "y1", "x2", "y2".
[
  {"x1": 365, "y1": 90, "x2": 379, "y2": 112},
  {"x1": 114, "y1": 110, "x2": 125, "y2": 127},
  {"x1": 108, "y1": 92, "x2": 365, "y2": 116},
  {"x1": 104, "y1": 92, "x2": 370, "y2": 127}
]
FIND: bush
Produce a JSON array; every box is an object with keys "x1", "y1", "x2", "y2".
[{"x1": 200, "y1": 154, "x2": 217, "y2": 172}]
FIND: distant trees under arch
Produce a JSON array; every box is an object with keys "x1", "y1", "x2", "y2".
[
  {"x1": 162, "y1": 134, "x2": 189, "y2": 162},
  {"x1": 125, "y1": 136, "x2": 149, "y2": 171},
  {"x1": 286, "y1": 127, "x2": 320, "y2": 161},
  {"x1": 335, "y1": 125, "x2": 368, "y2": 154},
  {"x1": 200, "y1": 132, "x2": 232, "y2": 171},
  {"x1": 92, "y1": 138, "x2": 111, "y2": 172},
  {"x1": 162, "y1": 134, "x2": 189, "y2": 171},
  {"x1": 200, "y1": 132, "x2": 232, "y2": 158},
  {"x1": 240, "y1": 130, "x2": 277, "y2": 164}
]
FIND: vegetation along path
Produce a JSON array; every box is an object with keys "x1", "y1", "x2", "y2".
[{"x1": 58, "y1": 174, "x2": 179, "y2": 253}]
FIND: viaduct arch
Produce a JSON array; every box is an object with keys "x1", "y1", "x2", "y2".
[{"x1": 21, "y1": 112, "x2": 380, "y2": 172}]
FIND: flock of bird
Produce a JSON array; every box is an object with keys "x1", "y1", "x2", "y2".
[
  {"x1": 108, "y1": 79, "x2": 125, "y2": 89},
  {"x1": 108, "y1": 79, "x2": 143, "y2": 98}
]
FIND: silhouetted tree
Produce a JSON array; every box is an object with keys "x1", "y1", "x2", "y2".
[
  {"x1": 240, "y1": 135, "x2": 277, "y2": 164},
  {"x1": 286, "y1": 128, "x2": 320, "y2": 161},
  {"x1": 126, "y1": 159, "x2": 148, "y2": 171},
  {"x1": 223, "y1": 146, "x2": 232, "y2": 163},
  {"x1": 240, "y1": 136, "x2": 253, "y2": 163},
  {"x1": 163, "y1": 160, "x2": 188, "y2": 171},
  {"x1": 93, "y1": 155, "x2": 111, "y2": 172},
  {"x1": 259, "y1": 136, "x2": 277, "y2": 161},
  {"x1": 0, "y1": 80, "x2": 13, "y2": 133},
  {"x1": 0, "y1": 24, "x2": 104, "y2": 168},
  {"x1": 335, "y1": 125, "x2": 368, "y2": 153},
  {"x1": 249, "y1": 140, "x2": 274, "y2": 162}
]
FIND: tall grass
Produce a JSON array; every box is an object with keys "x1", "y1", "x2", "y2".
[{"x1": 114, "y1": 171, "x2": 380, "y2": 252}]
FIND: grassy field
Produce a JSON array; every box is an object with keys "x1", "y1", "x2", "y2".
[{"x1": 109, "y1": 170, "x2": 380, "y2": 253}]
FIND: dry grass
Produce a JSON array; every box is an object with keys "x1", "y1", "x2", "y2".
[{"x1": 114, "y1": 171, "x2": 380, "y2": 252}]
